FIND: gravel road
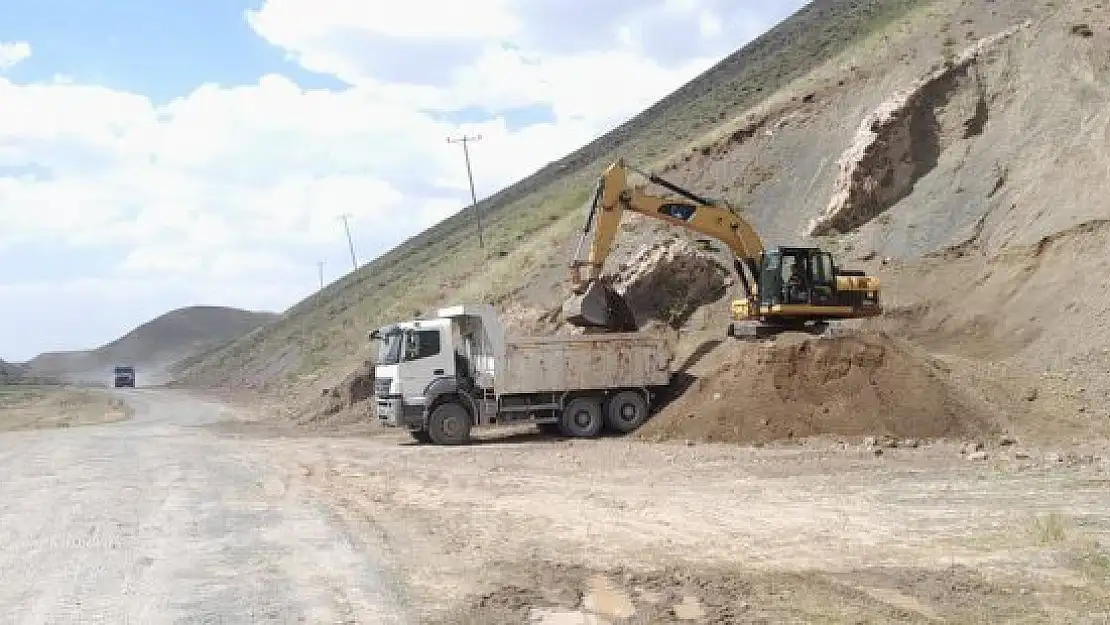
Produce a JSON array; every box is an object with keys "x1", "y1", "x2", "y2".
[{"x1": 0, "y1": 389, "x2": 411, "y2": 624}]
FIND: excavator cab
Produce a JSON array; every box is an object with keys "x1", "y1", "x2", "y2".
[
  {"x1": 760, "y1": 247, "x2": 832, "y2": 307},
  {"x1": 727, "y1": 247, "x2": 881, "y2": 338}
]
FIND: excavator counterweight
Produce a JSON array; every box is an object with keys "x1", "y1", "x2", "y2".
[{"x1": 563, "y1": 158, "x2": 882, "y2": 338}]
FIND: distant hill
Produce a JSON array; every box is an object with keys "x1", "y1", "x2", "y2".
[
  {"x1": 25, "y1": 306, "x2": 277, "y2": 385},
  {"x1": 0, "y1": 359, "x2": 25, "y2": 384}
]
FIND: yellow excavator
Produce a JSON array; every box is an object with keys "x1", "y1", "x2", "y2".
[{"x1": 563, "y1": 158, "x2": 882, "y2": 338}]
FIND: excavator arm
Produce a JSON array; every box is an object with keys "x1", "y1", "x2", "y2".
[
  {"x1": 563, "y1": 158, "x2": 883, "y2": 335},
  {"x1": 565, "y1": 158, "x2": 765, "y2": 329}
]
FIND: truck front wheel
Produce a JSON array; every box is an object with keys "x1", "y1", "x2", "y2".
[
  {"x1": 560, "y1": 397, "x2": 603, "y2": 438},
  {"x1": 606, "y1": 390, "x2": 649, "y2": 433},
  {"x1": 427, "y1": 401, "x2": 472, "y2": 445}
]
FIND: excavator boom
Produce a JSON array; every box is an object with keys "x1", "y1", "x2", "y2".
[
  {"x1": 563, "y1": 158, "x2": 882, "y2": 337},
  {"x1": 565, "y1": 159, "x2": 765, "y2": 330}
]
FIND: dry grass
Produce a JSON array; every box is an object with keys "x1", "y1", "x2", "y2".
[
  {"x1": 1032, "y1": 512, "x2": 1071, "y2": 545},
  {"x1": 0, "y1": 384, "x2": 133, "y2": 432}
]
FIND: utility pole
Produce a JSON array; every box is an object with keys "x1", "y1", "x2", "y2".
[
  {"x1": 446, "y1": 133, "x2": 484, "y2": 249},
  {"x1": 338, "y1": 213, "x2": 357, "y2": 270},
  {"x1": 317, "y1": 260, "x2": 325, "y2": 290}
]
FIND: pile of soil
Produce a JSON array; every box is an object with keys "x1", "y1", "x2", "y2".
[
  {"x1": 296, "y1": 361, "x2": 375, "y2": 425},
  {"x1": 636, "y1": 331, "x2": 995, "y2": 445}
]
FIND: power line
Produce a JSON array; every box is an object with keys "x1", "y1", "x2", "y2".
[
  {"x1": 446, "y1": 134, "x2": 484, "y2": 249},
  {"x1": 338, "y1": 214, "x2": 357, "y2": 270}
]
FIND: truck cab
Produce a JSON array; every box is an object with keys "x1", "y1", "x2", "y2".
[
  {"x1": 371, "y1": 316, "x2": 460, "y2": 435},
  {"x1": 113, "y1": 366, "x2": 136, "y2": 388}
]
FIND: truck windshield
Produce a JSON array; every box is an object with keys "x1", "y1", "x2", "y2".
[{"x1": 378, "y1": 332, "x2": 404, "y2": 365}]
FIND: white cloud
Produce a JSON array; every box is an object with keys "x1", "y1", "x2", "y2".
[
  {"x1": 0, "y1": 2, "x2": 804, "y2": 360},
  {"x1": 0, "y1": 41, "x2": 31, "y2": 71}
]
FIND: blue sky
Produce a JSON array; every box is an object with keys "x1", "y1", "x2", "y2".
[
  {"x1": 0, "y1": 0, "x2": 804, "y2": 362},
  {"x1": 0, "y1": 0, "x2": 342, "y2": 100}
]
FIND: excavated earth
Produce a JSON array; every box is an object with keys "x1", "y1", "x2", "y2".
[{"x1": 637, "y1": 331, "x2": 997, "y2": 445}]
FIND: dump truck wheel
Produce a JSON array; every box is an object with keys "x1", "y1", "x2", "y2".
[
  {"x1": 427, "y1": 401, "x2": 472, "y2": 445},
  {"x1": 408, "y1": 429, "x2": 433, "y2": 444},
  {"x1": 606, "y1": 390, "x2": 649, "y2": 433},
  {"x1": 560, "y1": 397, "x2": 603, "y2": 438}
]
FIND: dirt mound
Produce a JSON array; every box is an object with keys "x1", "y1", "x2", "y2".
[
  {"x1": 296, "y1": 361, "x2": 375, "y2": 425},
  {"x1": 637, "y1": 331, "x2": 995, "y2": 445}
]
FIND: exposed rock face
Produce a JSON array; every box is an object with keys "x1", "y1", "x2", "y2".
[
  {"x1": 551, "y1": 236, "x2": 733, "y2": 335},
  {"x1": 809, "y1": 21, "x2": 1031, "y2": 237},
  {"x1": 611, "y1": 237, "x2": 731, "y2": 329}
]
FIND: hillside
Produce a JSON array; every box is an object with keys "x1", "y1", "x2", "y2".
[
  {"x1": 173, "y1": 0, "x2": 930, "y2": 395},
  {"x1": 0, "y1": 360, "x2": 24, "y2": 384},
  {"x1": 26, "y1": 306, "x2": 277, "y2": 386},
  {"x1": 177, "y1": 0, "x2": 1110, "y2": 441}
]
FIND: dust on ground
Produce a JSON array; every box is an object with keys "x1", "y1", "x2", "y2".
[
  {"x1": 0, "y1": 385, "x2": 132, "y2": 431},
  {"x1": 263, "y1": 429, "x2": 1110, "y2": 624},
  {"x1": 637, "y1": 330, "x2": 998, "y2": 446}
]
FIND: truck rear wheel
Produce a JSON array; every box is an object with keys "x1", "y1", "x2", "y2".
[
  {"x1": 427, "y1": 401, "x2": 472, "y2": 445},
  {"x1": 560, "y1": 397, "x2": 603, "y2": 438},
  {"x1": 606, "y1": 390, "x2": 649, "y2": 433}
]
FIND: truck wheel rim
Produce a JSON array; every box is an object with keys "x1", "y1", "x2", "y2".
[
  {"x1": 574, "y1": 410, "x2": 592, "y2": 428},
  {"x1": 619, "y1": 403, "x2": 637, "y2": 423},
  {"x1": 444, "y1": 415, "x2": 463, "y2": 437}
]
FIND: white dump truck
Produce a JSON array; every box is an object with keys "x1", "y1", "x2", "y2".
[{"x1": 371, "y1": 304, "x2": 674, "y2": 445}]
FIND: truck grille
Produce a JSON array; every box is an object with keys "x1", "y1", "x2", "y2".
[{"x1": 374, "y1": 377, "x2": 392, "y2": 396}]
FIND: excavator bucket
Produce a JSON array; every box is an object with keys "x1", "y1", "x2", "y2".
[{"x1": 563, "y1": 281, "x2": 639, "y2": 332}]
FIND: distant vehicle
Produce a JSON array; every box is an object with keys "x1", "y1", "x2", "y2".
[{"x1": 113, "y1": 366, "x2": 136, "y2": 388}]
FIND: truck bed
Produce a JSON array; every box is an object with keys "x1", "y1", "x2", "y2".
[{"x1": 497, "y1": 332, "x2": 672, "y2": 395}]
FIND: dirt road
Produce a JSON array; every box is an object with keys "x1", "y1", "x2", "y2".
[
  {"x1": 269, "y1": 428, "x2": 1110, "y2": 624},
  {"x1": 3, "y1": 389, "x2": 1107, "y2": 623},
  {"x1": 0, "y1": 389, "x2": 411, "y2": 623}
]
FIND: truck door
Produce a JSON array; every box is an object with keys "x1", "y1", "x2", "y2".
[{"x1": 399, "y1": 328, "x2": 451, "y2": 405}]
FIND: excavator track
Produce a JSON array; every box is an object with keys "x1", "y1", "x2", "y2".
[{"x1": 727, "y1": 319, "x2": 831, "y2": 341}]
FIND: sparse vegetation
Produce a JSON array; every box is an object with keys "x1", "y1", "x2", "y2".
[
  {"x1": 0, "y1": 384, "x2": 132, "y2": 431},
  {"x1": 1031, "y1": 511, "x2": 1070, "y2": 545}
]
